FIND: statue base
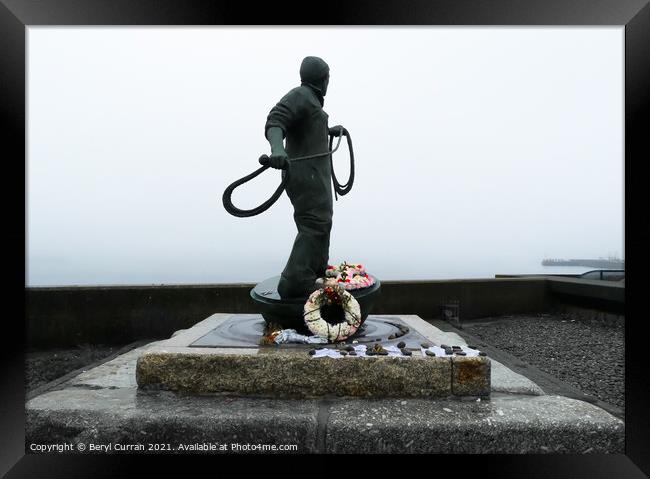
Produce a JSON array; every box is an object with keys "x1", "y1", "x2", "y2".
[{"x1": 250, "y1": 275, "x2": 381, "y2": 333}]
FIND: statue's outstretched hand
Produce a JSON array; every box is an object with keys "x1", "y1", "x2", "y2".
[{"x1": 328, "y1": 125, "x2": 347, "y2": 137}]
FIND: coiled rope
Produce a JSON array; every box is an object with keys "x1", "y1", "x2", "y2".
[
  {"x1": 329, "y1": 129, "x2": 355, "y2": 201},
  {"x1": 222, "y1": 127, "x2": 355, "y2": 218}
]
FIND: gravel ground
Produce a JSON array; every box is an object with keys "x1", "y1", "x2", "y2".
[
  {"x1": 26, "y1": 345, "x2": 121, "y2": 392},
  {"x1": 463, "y1": 314, "x2": 624, "y2": 409}
]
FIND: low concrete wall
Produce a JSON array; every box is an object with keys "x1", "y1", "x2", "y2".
[
  {"x1": 26, "y1": 284, "x2": 259, "y2": 348},
  {"x1": 374, "y1": 278, "x2": 549, "y2": 319},
  {"x1": 26, "y1": 277, "x2": 622, "y2": 348},
  {"x1": 545, "y1": 277, "x2": 624, "y2": 315}
]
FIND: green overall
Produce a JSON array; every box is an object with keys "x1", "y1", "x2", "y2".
[{"x1": 265, "y1": 85, "x2": 333, "y2": 298}]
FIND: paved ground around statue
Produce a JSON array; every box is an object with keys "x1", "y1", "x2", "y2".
[{"x1": 25, "y1": 314, "x2": 624, "y2": 453}]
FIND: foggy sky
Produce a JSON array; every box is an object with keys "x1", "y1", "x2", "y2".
[{"x1": 26, "y1": 27, "x2": 624, "y2": 285}]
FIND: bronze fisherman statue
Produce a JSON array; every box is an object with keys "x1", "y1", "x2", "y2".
[
  {"x1": 263, "y1": 56, "x2": 347, "y2": 298},
  {"x1": 223, "y1": 56, "x2": 359, "y2": 306},
  {"x1": 223, "y1": 56, "x2": 379, "y2": 329}
]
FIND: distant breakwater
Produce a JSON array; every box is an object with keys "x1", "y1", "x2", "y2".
[{"x1": 541, "y1": 259, "x2": 624, "y2": 269}]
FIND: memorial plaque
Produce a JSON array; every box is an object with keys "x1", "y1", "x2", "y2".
[{"x1": 189, "y1": 314, "x2": 430, "y2": 349}]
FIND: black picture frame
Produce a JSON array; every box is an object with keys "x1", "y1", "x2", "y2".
[{"x1": 3, "y1": 0, "x2": 648, "y2": 475}]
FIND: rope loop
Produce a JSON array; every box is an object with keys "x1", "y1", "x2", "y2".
[{"x1": 222, "y1": 127, "x2": 354, "y2": 217}]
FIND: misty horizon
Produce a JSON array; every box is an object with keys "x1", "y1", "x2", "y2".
[{"x1": 26, "y1": 27, "x2": 624, "y2": 287}]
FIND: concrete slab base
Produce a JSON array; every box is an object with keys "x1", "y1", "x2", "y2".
[
  {"x1": 26, "y1": 388, "x2": 623, "y2": 453},
  {"x1": 25, "y1": 313, "x2": 624, "y2": 454}
]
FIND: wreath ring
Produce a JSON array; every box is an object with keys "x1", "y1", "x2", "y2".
[{"x1": 303, "y1": 284, "x2": 362, "y2": 343}]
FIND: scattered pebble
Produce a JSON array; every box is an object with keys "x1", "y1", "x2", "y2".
[
  {"x1": 369, "y1": 343, "x2": 388, "y2": 354},
  {"x1": 425, "y1": 350, "x2": 436, "y2": 357},
  {"x1": 308, "y1": 349, "x2": 316, "y2": 356},
  {"x1": 421, "y1": 343, "x2": 431, "y2": 349},
  {"x1": 479, "y1": 352, "x2": 487, "y2": 356},
  {"x1": 339, "y1": 351, "x2": 348, "y2": 356},
  {"x1": 397, "y1": 341, "x2": 406, "y2": 349},
  {"x1": 349, "y1": 351, "x2": 357, "y2": 356},
  {"x1": 344, "y1": 345, "x2": 355, "y2": 352},
  {"x1": 400, "y1": 349, "x2": 412, "y2": 356},
  {"x1": 455, "y1": 352, "x2": 466, "y2": 356}
]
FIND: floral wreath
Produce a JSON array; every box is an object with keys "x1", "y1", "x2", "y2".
[
  {"x1": 303, "y1": 284, "x2": 362, "y2": 342},
  {"x1": 325, "y1": 261, "x2": 375, "y2": 290}
]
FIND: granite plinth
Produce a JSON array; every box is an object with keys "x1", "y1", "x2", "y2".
[
  {"x1": 135, "y1": 314, "x2": 490, "y2": 398},
  {"x1": 137, "y1": 352, "x2": 457, "y2": 398}
]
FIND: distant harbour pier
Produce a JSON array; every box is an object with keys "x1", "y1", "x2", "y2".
[{"x1": 541, "y1": 258, "x2": 625, "y2": 269}]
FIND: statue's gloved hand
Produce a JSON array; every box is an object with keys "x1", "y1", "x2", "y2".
[
  {"x1": 260, "y1": 151, "x2": 289, "y2": 170},
  {"x1": 328, "y1": 125, "x2": 347, "y2": 137}
]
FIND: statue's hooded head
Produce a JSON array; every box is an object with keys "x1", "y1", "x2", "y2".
[{"x1": 300, "y1": 56, "x2": 330, "y2": 103}]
